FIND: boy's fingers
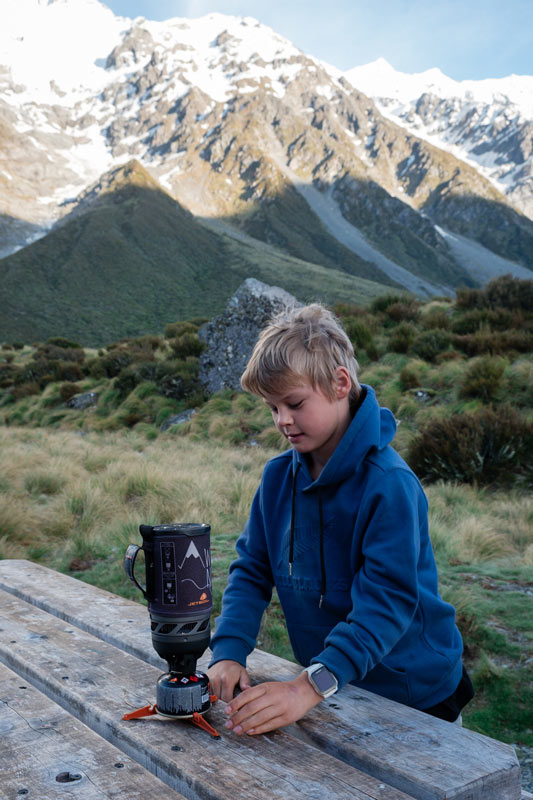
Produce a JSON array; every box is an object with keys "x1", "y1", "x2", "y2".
[
  {"x1": 244, "y1": 713, "x2": 288, "y2": 735},
  {"x1": 225, "y1": 684, "x2": 265, "y2": 714},
  {"x1": 220, "y1": 678, "x2": 238, "y2": 703},
  {"x1": 225, "y1": 700, "x2": 276, "y2": 733},
  {"x1": 239, "y1": 672, "x2": 251, "y2": 691}
]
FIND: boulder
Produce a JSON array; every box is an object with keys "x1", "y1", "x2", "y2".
[
  {"x1": 198, "y1": 278, "x2": 301, "y2": 393},
  {"x1": 66, "y1": 391, "x2": 99, "y2": 410},
  {"x1": 160, "y1": 409, "x2": 196, "y2": 432}
]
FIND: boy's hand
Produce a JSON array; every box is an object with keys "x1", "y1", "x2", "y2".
[
  {"x1": 206, "y1": 660, "x2": 251, "y2": 703},
  {"x1": 223, "y1": 672, "x2": 322, "y2": 735}
]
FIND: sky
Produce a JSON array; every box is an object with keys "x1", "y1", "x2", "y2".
[{"x1": 103, "y1": 0, "x2": 533, "y2": 81}]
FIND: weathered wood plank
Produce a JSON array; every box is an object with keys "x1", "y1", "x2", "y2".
[
  {"x1": 245, "y1": 654, "x2": 521, "y2": 800},
  {"x1": 0, "y1": 558, "x2": 167, "y2": 670},
  {"x1": 0, "y1": 663, "x2": 183, "y2": 800},
  {"x1": 0, "y1": 559, "x2": 521, "y2": 800},
  {"x1": 0, "y1": 589, "x2": 414, "y2": 800}
]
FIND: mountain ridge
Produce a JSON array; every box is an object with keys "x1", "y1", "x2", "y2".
[
  {"x1": 345, "y1": 58, "x2": 533, "y2": 220},
  {"x1": 1, "y1": 0, "x2": 532, "y2": 344},
  {"x1": 0, "y1": 160, "x2": 394, "y2": 345}
]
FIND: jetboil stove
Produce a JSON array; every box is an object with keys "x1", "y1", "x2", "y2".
[{"x1": 123, "y1": 523, "x2": 219, "y2": 737}]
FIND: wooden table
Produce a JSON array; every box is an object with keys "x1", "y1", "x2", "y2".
[{"x1": 0, "y1": 559, "x2": 523, "y2": 800}]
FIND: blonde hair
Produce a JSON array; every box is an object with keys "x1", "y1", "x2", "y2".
[{"x1": 241, "y1": 303, "x2": 361, "y2": 401}]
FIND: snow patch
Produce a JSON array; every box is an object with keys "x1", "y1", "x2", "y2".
[{"x1": 345, "y1": 58, "x2": 533, "y2": 119}]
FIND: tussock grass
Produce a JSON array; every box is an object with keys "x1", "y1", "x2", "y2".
[
  {"x1": 427, "y1": 483, "x2": 531, "y2": 564},
  {"x1": 0, "y1": 425, "x2": 274, "y2": 596},
  {"x1": 0, "y1": 495, "x2": 44, "y2": 548},
  {"x1": 24, "y1": 471, "x2": 66, "y2": 497},
  {"x1": 0, "y1": 424, "x2": 532, "y2": 745}
]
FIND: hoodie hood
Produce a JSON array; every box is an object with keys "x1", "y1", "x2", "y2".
[{"x1": 292, "y1": 384, "x2": 397, "y2": 490}]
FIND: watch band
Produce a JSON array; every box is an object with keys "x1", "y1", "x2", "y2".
[{"x1": 304, "y1": 663, "x2": 338, "y2": 698}]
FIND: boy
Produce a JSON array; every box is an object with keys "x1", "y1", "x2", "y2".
[{"x1": 207, "y1": 304, "x2": 472, "y2": 736}]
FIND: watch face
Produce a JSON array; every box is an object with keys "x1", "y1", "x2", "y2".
[{"x1": 312, "y1": 666, "x2": 336, "y2": 693}]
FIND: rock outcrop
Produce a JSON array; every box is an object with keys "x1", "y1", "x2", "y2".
[
  {"x1": 66, "y1": 391, "x2": 99, "y2": 410},
  {"x1": 198, "y1": 278, "x2": 301, "y2": 393}
]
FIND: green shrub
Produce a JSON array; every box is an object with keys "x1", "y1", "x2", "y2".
[
  {"x1": 169, "y1": 333, "x2": 205, "y2": 359},
  {"x1": 11, "y1": 342, "x2": 24, "y2": 350},
  {"x1": 10, "y1": 381, "x2": 41, "y2": 400},
  {"x1": 55, "y1": 361, "x2": 84, "y2": 382},
  {"x1": 14, "y1": 359, "x2": 54, "y2": 387},
  {"x1": 97, "y1": 348, "x2": 134, "y2": 378},
  {"x1": 389, "y1": 323, "x2": 417, "y2": 354},
  {"x1": 109, "y1": 356, "x2": 204, "y2": 406},
  {"x1": 365, "y1": 342, "x2": 380, "y2": 361},
  {"x1": 370, "y1": 294, "x2": 409, "y2": 314},
  {"x1": 407, "y1": 405, "x2": 532, "y2": 488},
  {"x1": 87, "y1": 358, "x2": 107, "y2": 379},
  {"x1": 35, "y1": 343, "x2": 85, "y2": 363},
  {"x1": 412, "y1": 330, "x2": 451, "y2": 362},
  {"x1": 506, "y1": 360, "x2": 533, "y2": 409},
  {"x1": 165, "y1": 321, "x2": 199, "y2": 339},
  {"x1": 452, "y1": 330, "x2": 533, "y2": 357},
  {"x1": 333, "y1": 301, "x2": 366, "y2": 318},
  {"x1": 399, "y1": 364, "x2": 420, "y2": 390},
  {"x1": 456, "y1": 275, "x2": 533, "y2": 311},
  {"x1": 114, "y1": 367, "x2": 141, "y2": 399},
  {"x1": 93, "y1": 338, "x2": 160, "y2": 379},
  {"x1": 451, "y1": 308, "x2": 518, "y2": 335},
  {"x1": 385, "y1": 301, "x2": 420, "y2": 324},
  {"x1": 59, "y1": 383, "x2": 82, "y2": 401},
  {"x1": 14, "y1": 357, "x2": 83, "y2": 386},
  {"x1": 0, "y1": 363, "x2": 17, "y2": 388},
  {"x1": 137, "y1": 335, "x2": 163, "y2": 351},
  {"x1": 46, "y1": 337, "x2": 82, "y2": 349},
  {"x1": 485, "y1": 275, "x2": 533, "y2": 311},
  {"x1": 156, "y1": 359, "x2": 203, "y2": 401},
  {"x1": 459, "y1": 357, "x2": 506, "y2": 403},
  {"x1": 421, "y1": 307, "x2": 450, "y2": 330},
  {"x1": 344, "y1": 318, "x2": 374, "y2": 350}
]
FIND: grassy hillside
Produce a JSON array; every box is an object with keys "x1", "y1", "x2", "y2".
[
  {"x1": 0, "y1": 275, "x2": 531, "y2": 772},
  {"x1": 0, "y1": 161, "x2": 392, "y2": 347}
]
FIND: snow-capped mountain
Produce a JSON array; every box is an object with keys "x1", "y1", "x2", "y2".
[
  {"x1": 345, "y1": 58, "x2": 533, "y2": 220},
  {"x1": 1, "y1": 0, "x2": 532, "y2": 310}
]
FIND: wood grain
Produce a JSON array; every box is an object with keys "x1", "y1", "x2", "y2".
[
  {"x1": 0, "y1": 588, "x2": 414, "y2": 800},
  {"x1": 0, "y1": 559, "x2": 521, "y2": 800},
  {"x1": 0, "y1": 663, "x2": 183, "y2": 799}
]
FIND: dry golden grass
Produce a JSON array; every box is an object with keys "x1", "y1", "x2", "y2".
[
  {"x1": 426, "y1": 482, "x2": 532, "y2": 565},
  {"x1": 1, "y1": 426, "x2": 531, "y2": 570},
  {"x1": 0, "y1": 426, "x2": 274, "y2": 571}
]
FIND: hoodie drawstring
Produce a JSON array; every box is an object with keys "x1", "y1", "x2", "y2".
[
  {"x1": 289, "y1": 463, "x2": 326, "y2": 608},
  {"x1": 318, "y1": 489, "x2": 325, "y2": 608},
  {"x1": 289, "y1": 463, "x2": 300, "y2": 576}
]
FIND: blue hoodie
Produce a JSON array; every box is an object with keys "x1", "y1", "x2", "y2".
[{"x1": 210, "y1": 385, "x2": 463, "y2": 709}]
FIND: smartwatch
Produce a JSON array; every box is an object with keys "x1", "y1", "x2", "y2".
[{"x1": 304, "y1": 663, "x2": 338, "y2": 698}]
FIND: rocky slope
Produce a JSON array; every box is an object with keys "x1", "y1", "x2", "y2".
[
  {"x1": 346, "y1": 58, "x2": 533, "y2": 221},
  {"x1": 1, "y1": 0, "x2": 532, "y2": 333}
]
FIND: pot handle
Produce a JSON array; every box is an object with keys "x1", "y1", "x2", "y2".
[{"x1": 124, "y1": 544, "x2": 146, "y2": 597}]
